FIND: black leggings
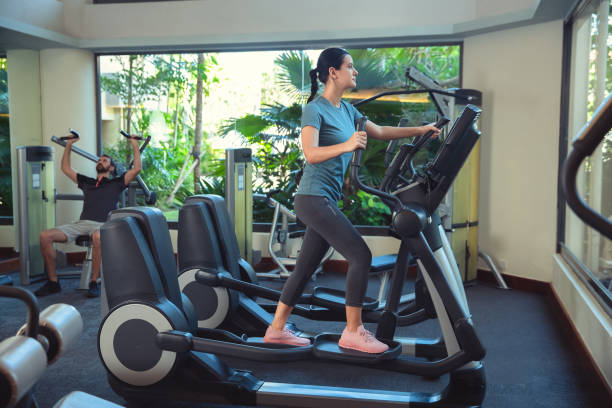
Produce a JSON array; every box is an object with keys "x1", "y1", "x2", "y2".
[{"x1": 279, "y1": 195, "x2": 372, "y2": 307}]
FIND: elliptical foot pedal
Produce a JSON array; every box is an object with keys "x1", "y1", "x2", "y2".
[
  {"x1": 312, "y1": 287, "x2": 378, "y2": 311},
  {"x1": 312, "y1": 333, "x2": 400, "y2": 363},
  {"x1": 244, "y1": 337, "x2": 312, "y2": 349}
]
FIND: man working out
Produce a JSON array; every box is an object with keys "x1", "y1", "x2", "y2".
[{"x1": 34, "y1": 135, "x2": 142, "y2": 298}]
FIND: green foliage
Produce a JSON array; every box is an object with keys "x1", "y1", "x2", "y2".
[
  {"x1": 275, "y1": 51, "x2": 313, "y2": 103},
  {"x1": 101, "y1": 53, "x2": 220, "y2": 211},
  {"x1": 100, "y1": 55, "x2": 163, "y2": 105},
  {"x1": 219, "y1": 102, "x2": 304, "y2": 191},
  {"x1": 0, "y1": 59, "x2": 7, "y2": 115},
  {"x1": 106, "y1": 135, "x2": 219, "y2": 210},
  {"x1": 225, "y1": 46, "x2": 460, "y2": 225},
  {"x1": 340, "y1": 190, "x2": 391, "y2": 226},
  {"x1": 346, "y1": 48, "x2": 397, "y2": 90},
  {"x1": 0, "y1": 58, "x2": 11, "y2": 216},
  {"x1": 0, "y1": 116, "x2": 12, "y2": 216},
  {"x1": 219, "y1": 102, "x2": 304, "y2": 221},
  {"x1": 100, "y1": 47, "x2": 460, "y2": 226}
]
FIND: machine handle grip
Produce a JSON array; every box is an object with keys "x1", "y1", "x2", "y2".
[
  {"x1": 59, "y1": 128, "x2": 80, "y2": 141},
  {"x1": 398, "y1": 116, "x2": 450, "y2": 178},
  {"x1": 120, "y1": 130, "x2": 145, "y2": 141},
  {"x1": 412, "y1": 116, "x2": 450, "y2": 151},
  {"x1": 350, "y1": 117, "x2": 368, "y2": 169}
]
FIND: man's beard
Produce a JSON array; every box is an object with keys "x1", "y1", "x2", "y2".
[{"x1": 96, "y1": 163, "x2": 108, "y2": 173}]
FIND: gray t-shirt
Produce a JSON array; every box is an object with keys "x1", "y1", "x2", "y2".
[{"x1": 297, "y1": 97, "x2": 363, "y2": 202}]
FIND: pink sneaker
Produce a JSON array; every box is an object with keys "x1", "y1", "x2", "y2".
[
  {"x1": 263, "y1": 326, "x2": 311, "y2": 347},
  {"x1": 338, "y1": 326, "x2": 389, "y2": 354}
]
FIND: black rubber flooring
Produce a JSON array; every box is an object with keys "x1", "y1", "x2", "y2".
[{"x1": 0, "y1": 269, "x2": 610, "y2": 408}]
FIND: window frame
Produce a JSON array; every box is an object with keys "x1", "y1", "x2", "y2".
[
  {"x1": 94, "y1": 41, "x2": 464, "y2": 224},
  {"x1": 557, "y1": 0, "x2": 612, "y2": 316},
  {"x1": 0, "y1": 54, "x2": 12, "y2": 224}
]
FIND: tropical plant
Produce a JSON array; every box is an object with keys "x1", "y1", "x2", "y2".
[
  {"x1": 100, "y1": 53, "x2": 220, "y2": 212},
  {"x1": 274, "y1": 51, "x2": 313, "y2": 103},
  {"x1": 218, "y1": 102, "x2": 304, "y2": 220},
  {"x1": 223, "y1": 46, "x2": 460, "y2": 225},
  {"x1": 0, "y1": 116, "x2": 11, "y2": 216},
  {"x1": 0, "y1": 58, "x2": 11, "y2": 217}
]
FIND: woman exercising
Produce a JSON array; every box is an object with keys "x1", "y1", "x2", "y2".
[{"x1": 263, "y1": 48, "x2": 441, "y2": 353}]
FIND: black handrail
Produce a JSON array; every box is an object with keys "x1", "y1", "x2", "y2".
[
  {"x1": 352, "y1": 88, "x2": 471, "y2": 108},
  {"x1": 561, "y1": 93, "x2": 612, "y2": 241},
  {"x1": 350, "y1": 117, "x2": 403, "y2": 212}
]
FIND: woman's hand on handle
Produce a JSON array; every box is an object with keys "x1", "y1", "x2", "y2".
[
  {"x1": 420, "y1": 124, "x2": 442, "y2": 138},
  {"x1": 346, "y1": 131, "x2": 367, "y2": 151}
]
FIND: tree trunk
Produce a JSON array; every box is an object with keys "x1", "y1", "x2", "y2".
[
  {"x1": 193, "y1": 54, "x2": 204, "y2": 193},
  {"x1": 173, "y1": 87, "x2": 181, "y2": 147},
  {"x1": 165, "y1": 152, "x2": 204, "y2": 205},
  {"x1": 126, "y1": 56, "x2": 135, "y2": 164},
  {"x1": 173, "y1": 55, "x2": 183, "y2": 147},
  {"x1": 126, "y1": 56, "x2": 134, "y2": 134}
]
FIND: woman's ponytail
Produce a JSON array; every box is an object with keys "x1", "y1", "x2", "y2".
[
  {"x1": 307, "y1": 48, "x2": 349, "y2": 104},
  {"x1": 307, "y1": 69, "x2": 319, "y2": 103}
]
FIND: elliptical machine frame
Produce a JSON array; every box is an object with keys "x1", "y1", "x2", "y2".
[{"x1": 96, "y1": 102, "x2": 487, "y2": 407}]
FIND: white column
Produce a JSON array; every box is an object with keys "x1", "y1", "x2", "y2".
[
  {"x1": 566, "y1": 13, "x2": 591, "y2": 260},
  {"x1": 5, "y1": 50, "x2": 44, "y2": 249},
  {"x1": 39, "y1": 48, "x2": 97, "y2": 251}
]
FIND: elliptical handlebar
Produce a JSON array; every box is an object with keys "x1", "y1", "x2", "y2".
[
  {"x1": 562, "y1": 93, "x2": 612, "y2": 241},
  {"x1": 379, "y1": 117, "x2": 450, "y2": 193},
  {"x1": 351, "y1": 116, "x2": 403, "y2": 212},
  {"x1": 397, "y1": 116, "x2": 450, "y2": 179}
]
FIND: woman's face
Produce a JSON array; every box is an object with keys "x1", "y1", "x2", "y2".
[{"x1": 332, "y1": 54, "x2": 358, "y2": 89}]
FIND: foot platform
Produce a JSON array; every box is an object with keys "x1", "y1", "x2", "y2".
[{"x1": 312, "y1": 333, "x2": 401, "y2": 364}]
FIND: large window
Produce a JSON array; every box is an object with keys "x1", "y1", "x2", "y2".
[
  {"x1": 97, "y1": 46, "x2": 461, "y2": 224},
  {"x1": 563, "y1": 0, "x2": 612, "y2": 305},
  {"x1": 0, "y1": 56, "x2": 11, "y2": 220}
]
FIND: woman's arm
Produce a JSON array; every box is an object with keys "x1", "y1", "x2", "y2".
[
  {"x1": 365, "y1": 120, "x2": 440, "y2": 141},
  {"x1": 301, "y1": 126, "x2": 367, "y2": 164}
]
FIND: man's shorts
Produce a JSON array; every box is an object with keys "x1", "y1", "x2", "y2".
[{"x1": 57, "y1": 220, "x2": 103, "y2": 244}]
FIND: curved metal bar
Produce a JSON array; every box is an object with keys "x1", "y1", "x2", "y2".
[
  {"x1": 352, "y1": 88, "x2": 471, "y2": 108},
  {"x1": 52, "y1": 134, "x2": 156, "y2": 205},
  {"x1": 562, "y1": 93, "x2": 612, "y2": 241},
  {"x1": 350, "y1": 117, "x2": 403, "y2": 211},
  {"x1": 0, "y1": 286, "x2": 39, "y2": 339}
]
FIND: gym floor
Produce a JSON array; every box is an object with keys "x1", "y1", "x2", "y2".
[{"x1": 0, "y1": 268, "x2": 610, "y2": 408}]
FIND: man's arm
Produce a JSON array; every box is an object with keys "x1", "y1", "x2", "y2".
[
  {"x1": 61, "y1": 139, "x2": 78, "y2": 184},
  {"x1": 123, "y1": 137, "x2": 142, "y2": 185}
]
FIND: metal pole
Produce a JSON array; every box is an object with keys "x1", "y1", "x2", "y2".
[
  {"x1": 16, "y1": 147, "x2": 30, "y2": 285},
  {"x1": 478, "y1": 250, "x2": 509, "y2": 290}
]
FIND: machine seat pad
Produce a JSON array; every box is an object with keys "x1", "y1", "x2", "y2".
[
  {"x1": 75, "y1": 235, "x2": 91, "y2": 247},
  {"x1": 369, "y1": 254, "x2": 402, "y2": 274}
]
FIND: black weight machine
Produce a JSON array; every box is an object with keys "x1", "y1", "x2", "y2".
[
  {"x1": 35, "y1": 129, "x2": 157, "y2": 289},
  {"x1": 52, "y1": 129, "x2": 157, "y2": 207},
  {"x1": 0, "y1": 285, "x2": 122, "y2": 407}
]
